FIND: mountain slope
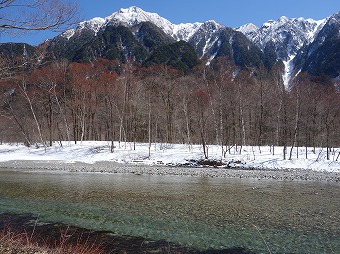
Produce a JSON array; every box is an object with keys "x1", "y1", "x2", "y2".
[
  {"x1": 2, "y1": 6, "x2": 337, "y2": 83},
  {"x1": 47, "y1": 7, "x2": 201, "y2": 71},
  {"x1": 0, "y1": 43, "x2": 36, "y2": 59},
  {"x1": 238, "y1": 16, "x2": 326, "y2": 61},
  {"x1": 46, "y1": 6, "x2": 267, "y2": 71},
  {"x1": 238, "y1": 15, "x2": 330, "y2": 88},
  {"x1": 293, "y1": 12, "x2": 340, "y2": 79}
]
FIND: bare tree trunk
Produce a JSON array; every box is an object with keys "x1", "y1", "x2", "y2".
[
  {"x1": 218, "y1": 89, "x2": 224, "y2": 157},
  {"x1": 80, "y1": 92, "x2": 86, "y2": 142},
  {"x1": 53, "y1": 86, "x2": 71, "y2": 142},
  {"x1": 275, "y1": 98, "x2": 282, "y2": 154},
  {"x1": 182, "y1": 98, "x2": 192, "y2": 150},
  {"x1": 201, "y1": 127, "x2": 208, "y2": 159},
  {"x1": 238, "y1": 83, "x2": 246, "y2": 147},
  {"x1": 326, "y1": 117, "x2": 330, "y2": 161},
  {"x1": 115, "y1": 102, "x2": 126, "y2": 148},
  {"x1": 21, "y1": 81, "x2": 45, "y2": 148},
  {"x1": 148, "y1": 95, "x2": 152, "y2": 158},
  {"x1": 47, "y1": 94, "x2": 53, "y2": 146},
  {"x1": 108, "y1": 100, "x2": 115, "y2": 153},
  {"x1": 258, "y1": 79, "x2": 264, "y2": 152},
  {"x1": 289, "y1": 90, "x2": 300, "y2": 160}
]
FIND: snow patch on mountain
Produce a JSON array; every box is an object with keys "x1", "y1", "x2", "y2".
[
  {"x1": 232, "y1": 68, "x2": 240, "y2": 81},
  {"x1": 187, "y1": 20, "x2": 225, "y2": 59},
  {"x1": 306, "y1": 18, "x2": 327, "y2": 41},
  {"x1": 203, "y1": 36, "x2": 219, "y2": 56},
  {"x1": 80, "y1": 17, "x2": 106, "y2": 32},
  {"x1": 172, "y1": 22, "x2": 202, "y2": 41},
  {"x1": 282, "y1": 54, "x2": 296, "y2": 90},
  {"x1": 61, "y1": 29, "x2": 75, "y2": 40},
  {"x1": 205, "y1": 39, "x2": 221, "y2": 65},
  {"x1": 61, "y1": 17, "x2": 105, "y2": 39}
]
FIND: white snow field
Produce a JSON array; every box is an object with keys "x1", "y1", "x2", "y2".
[{"x1": 0, "y1": 141, "x2": 339, "y2": 172}]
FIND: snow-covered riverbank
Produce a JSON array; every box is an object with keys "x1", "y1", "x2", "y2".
[
  {"x1": 1, "y1": 141, "x2": 339, "y2": 171},
  {"x1": 0, "y1": 141, "x2": 339, "y2": 182}
]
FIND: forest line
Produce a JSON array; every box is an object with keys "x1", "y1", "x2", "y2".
[{"x1": 0, "y1": 57, "x2": 339, "y2": 160}]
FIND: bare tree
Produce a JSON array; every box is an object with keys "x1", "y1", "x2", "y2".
[
  {"x1": 19, "y1": 79, "x2": 45, "y2": 146},
  {"x1": 0, "y1": 0, "x2": 78, "y2": 33},
  {"x1": 289, "y1": 86, "x2": 301, "y2": 160},
  {"x1": 193, "y1": 88, "x2": 210, "y2": 159}
]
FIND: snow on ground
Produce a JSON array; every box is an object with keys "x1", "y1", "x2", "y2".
[{"x1": 0, "y1": 141, "x2": 339, "y2": 172}]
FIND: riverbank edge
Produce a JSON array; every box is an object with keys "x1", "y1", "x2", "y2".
[
  {"x1": 0, "y1": 213, "x2": 212, "y2": 254},
  {"x1": 0, "y1": 160, "x2": 339, "y2": 182}
]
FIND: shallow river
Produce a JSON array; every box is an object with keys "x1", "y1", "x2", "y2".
[{"x1": 0, "y1": 168, "x2": 339, "y2": 253}]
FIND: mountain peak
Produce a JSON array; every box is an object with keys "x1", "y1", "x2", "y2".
[
  {"x1": 279, "y1": 16, "x2": 289, "y2": 22},
  {"x1": 104, "y1": 6, "x2": 174, "y2": 35},
  {"x1": 118, "y1": 6, "x2": 142, "y2": 14},
  {"x1": 237, "y1": 23, "x2": 258, "y2": 34},
  {"x1": 203, "y1": 20, "x2": 224, "y2": 30}
]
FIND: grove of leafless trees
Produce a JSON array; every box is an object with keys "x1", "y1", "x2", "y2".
[
  {"x1": 1, "y1": 56, "x2": 339, "y2": 160},
  {"x1": 1, "y1": 1, "x2": 338, "y2": 161}
]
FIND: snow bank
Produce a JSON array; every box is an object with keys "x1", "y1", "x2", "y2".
[{"x1": 0, "y1": 141, "x2": 339, "y2": 173}]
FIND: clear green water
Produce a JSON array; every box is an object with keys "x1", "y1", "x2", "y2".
[{"x1": 0, "y1": 169, "x2": 339, "y2": 253}]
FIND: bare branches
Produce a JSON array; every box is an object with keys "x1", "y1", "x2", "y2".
[{"x1": 0, "y1": 0, "x2": 79, "y2": 34}]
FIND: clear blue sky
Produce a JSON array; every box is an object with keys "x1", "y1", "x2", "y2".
[{"x1": 1, "y1": 0, "x2": 339, "y2": 45}]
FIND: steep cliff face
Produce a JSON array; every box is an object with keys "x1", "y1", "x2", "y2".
[
  {"x1": 293, "y1": 12, "x2": 340, "y2": 79},
  {"x1": 238, "y1": 16, "x2": 326, "y2": 61},
  {"x1": 237, "y1": 13, "x2": 340, "y2": 86}
]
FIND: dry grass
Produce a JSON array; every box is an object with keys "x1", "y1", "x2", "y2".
[{"x1": 0, "y1": 223, "x2": 105, "y2": 254}]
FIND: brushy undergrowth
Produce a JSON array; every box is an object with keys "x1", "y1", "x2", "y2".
[{"x1": 0, "y1": 223, "x2": 105, "y2": 254}]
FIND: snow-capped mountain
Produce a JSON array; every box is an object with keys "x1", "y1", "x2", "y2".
[
  {"x1": 238, "y1": 16, "x2": 326, "y2": 61},
  {"x1": 45, "y1": 6, "x2": 339, "y2": 85},
  {"x1": 61, "y1": 7, "x2": 205, "y2": 43},
  {"x1": 51, "y1": 6, "x2": 264, "y2": 69},
  {"x1": 238, "y1": 16, "x2": 328, "y2": 88},
  {"x1": 293, "y1": 12, "x2": 340, "y2": 79},
  {"x1": 104, "y1": 6, "x2": 175, "y2": 36},
  {"x1": 60, "y1": 6, "x2": 227, "y2": 59}
]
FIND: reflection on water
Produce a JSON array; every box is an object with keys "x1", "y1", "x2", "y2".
[{"x1": 0, "y1": 168, "x2": 339, "y2": 253}]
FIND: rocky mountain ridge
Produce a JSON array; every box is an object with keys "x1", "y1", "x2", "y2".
[
  {"x1": 237, "y1": 16, "x2": 326, "y2": 61},
  {"x1": 1, "y1": 6, "x2": 339, "y2": 85},
  {"x1": 61, "y1": 6, "x2": 329, "y2": 62}
]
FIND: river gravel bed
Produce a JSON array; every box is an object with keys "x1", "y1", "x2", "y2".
[{"x1": 0, "y1": 160, "x2": 339, "y2": 182}]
